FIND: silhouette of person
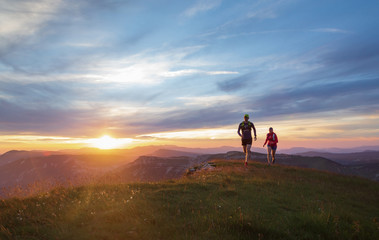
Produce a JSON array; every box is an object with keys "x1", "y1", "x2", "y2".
[
  {"x1": 263, "y1": 127, "x2": 278, "y2": 165},
  {"x1": 237, "y1": 114, "x2": 257, "y2": 166}
]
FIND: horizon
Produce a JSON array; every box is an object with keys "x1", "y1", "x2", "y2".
[
  {"x1": 1, "y1": 0, "x2": 379, "y2": 153},
  {"x1": 1, "y1": 143, "x2": 379, "y2": 156}
]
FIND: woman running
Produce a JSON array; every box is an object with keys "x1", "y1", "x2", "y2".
[{"x1": 263, "y1": 127, "x2": 278, "y2": 165}]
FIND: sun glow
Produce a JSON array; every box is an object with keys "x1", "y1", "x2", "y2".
[{"x1": 89, "y1": 135, "x2": 132, "y2": 149}]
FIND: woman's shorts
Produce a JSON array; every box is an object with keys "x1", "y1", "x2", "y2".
[
  {"x1": 268, "y1": 145, "x2": 277, "y2": 151},
  {"x1": 242, "y1": 138, "x2": 252, "y2": 145}
]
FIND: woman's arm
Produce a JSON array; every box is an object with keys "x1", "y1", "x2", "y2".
[{"x1": 263, "y1": 134, "x2": 268, "y2": 146}]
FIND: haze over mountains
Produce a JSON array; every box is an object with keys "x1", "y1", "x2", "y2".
[{"x1": 0, "y1": 145, "x2": 378, "y2": 197}]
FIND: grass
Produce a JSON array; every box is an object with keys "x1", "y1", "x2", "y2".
[{"x1": 0, "y1": 160, "x2": 378, "y2": 240}]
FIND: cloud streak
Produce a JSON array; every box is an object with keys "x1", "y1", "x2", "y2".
[{"x1": 183, "y1": 0, "x2": 221, "y2": 17}]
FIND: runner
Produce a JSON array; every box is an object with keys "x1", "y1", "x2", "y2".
[
  {"x1": 263, "y1": 127, "x2": 278, "y2": 165},
  {"x1": 237, "y1": 114, "x2": 257, "y2": 166}
]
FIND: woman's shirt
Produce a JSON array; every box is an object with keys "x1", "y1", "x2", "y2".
[{"x1": 264, "y1": 132, "x2": 278, "y2": 147}]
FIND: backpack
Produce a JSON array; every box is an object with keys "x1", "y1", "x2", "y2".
[{"x1": 240, "y1": 121, "x2": 253, "y2": 130}]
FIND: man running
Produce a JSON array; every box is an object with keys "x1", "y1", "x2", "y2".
[
  {"x1": 237, "y1": 114, "x2": 257, "y2": 166},
  {"x1": 263, "y1": 127, "x2": 278, "y2": 165}
]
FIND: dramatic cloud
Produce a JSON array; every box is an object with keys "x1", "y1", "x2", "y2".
[{"x1": 0, "y1": 0, "x2": 378, "y2": 150}]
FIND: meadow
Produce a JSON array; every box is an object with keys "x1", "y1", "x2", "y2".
[{"x1": 0, "y1": 160, "x2": 378, "y2": 240}]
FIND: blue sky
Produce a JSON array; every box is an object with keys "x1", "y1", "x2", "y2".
[{"x1": 0, "y1": 0, "x2": 379, "y2": 150}]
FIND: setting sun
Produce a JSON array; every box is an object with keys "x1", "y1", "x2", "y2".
[{"x1": 90, "y1": 135, "x2": 128, "y2": 149}]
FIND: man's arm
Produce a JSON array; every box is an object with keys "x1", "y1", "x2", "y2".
[
  {"x1": 237, "y1": 125, "x2": 242, "y2": 137},
  {"x1": 252, "y1": 123, "x2": 257, "y2": 140}
]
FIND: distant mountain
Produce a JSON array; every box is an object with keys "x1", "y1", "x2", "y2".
[
  {"x1": 203, "y1": 151, "x2": 378, "y2": 181},
  {"x1": 145, "y1": 145, "x2": 379, "y2": 155},
  {"x1": 0, "y1": 150, "x2": 60, "y2": 167},
  {"x1": 0, "y1": 154, "x2": 128, "y2": 188},
  {"x1": 281, "y1": 146, "x2": 379, "y2": 154},
  {"x1": 148, "y1": 149, "x2": 200, "y2": 158},
  {"x1": 296, "y1": 151, "x2": 379, "y2": 165},
  {"x1": 157, "y1": 145, "x2": 243, "y2": 154},
  {"x1": 1, "y1": 146, "x2": 378, "y2": 193},
  {"x1": 115, "y1": 150, "x2": 355, "y2": 183}
]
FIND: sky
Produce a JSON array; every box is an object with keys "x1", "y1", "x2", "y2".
[{"x1": 0, "y1": 0, "x2": 379, "y2": 153}]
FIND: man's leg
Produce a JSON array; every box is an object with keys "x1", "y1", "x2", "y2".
[
  {"x1": 267, "y1": 146, "x2": 272, "y2": 165},
  {"x1": 272, "y1": 148, "x2": 276, "y2": 164},
  {"x1": 242, "y1": 144, "x2": 247, "y2": 165},
  {"x1": 245, "y1": 144, "x2": 252, "y2": 164}
]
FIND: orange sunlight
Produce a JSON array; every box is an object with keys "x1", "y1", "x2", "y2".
[{"x1": 88, "y1": 135, "x2": 133, "y2": 149}]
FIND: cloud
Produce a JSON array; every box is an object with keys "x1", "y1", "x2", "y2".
[
  {"x1": 183, "y1": 0, "x2": 221, "y2": 17},
  {"x1": 0, "y1": 98, "x2": 95, "y2": 136},
  {"x1": 280, "y1": 31, "x2": 379, "y2": 86},
  {"x1": 206, "y1": 71, "x2": 239, "y2": 75},
  {"x1": 161, "y1": 69, "x2": 200, "y2": 77},
  {"x1": 321, "y1": 35, "x2": 379, "y2": 69},
  {"x1": 247, "y1": 0, "x2": 290, "y2": 19},
  {"x1": 86, "y1": 45, "x2": 207, "y2": 84},
  {"x1": 0, "y1": 0, "x2": 61, "y2": 37},
  {"x1": 251, "y1": 78, "x2": 379, "y2": 118},
  {"x1": 310, "y1": 28, "x2": 352, "y2": 34},
  {"x1": 0, "y1": 0, "x2": 63, "y2": 57},
  {"x1": 217, "y1": 73, "x2": 256, "y2": 92},
  {"x1": 177, "y1": 95, "x2": 240, "y2": 107},
  {"x1": 161, "y1": 69, "x2": 238, "y2": 77},
  {"x1": 138, "y1": 127, "x2": 236, "y2": 140},
  {"x1": 0, "y1": 0, "x2": 378, "y2": 145},
  {"x1": 0, "y1": 0, "x2": 142, "y2": 75}
]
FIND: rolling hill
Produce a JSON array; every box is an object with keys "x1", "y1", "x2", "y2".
[
  {"x1": 1, "y1": 148, "x2": 378, "y2": 198},
  {"x1": 0, "y1": 160, "x2": 378, "y2": 240},
  {"x1": 0, "y1": 154, "x2": 129, "y2": 189},
  {"x1": 296, "y1": 151, "x2": 379, "y2": 165}
]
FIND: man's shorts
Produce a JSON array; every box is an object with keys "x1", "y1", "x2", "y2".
[{"x1": 241, "y1": 138, "x2": 252, "y2": 146}]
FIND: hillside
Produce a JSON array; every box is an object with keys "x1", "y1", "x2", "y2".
[
  {"x1": 0, "y1": 154, "x2": 129, "y2": 189},
  {"x1": 1, "y1": 149, "x2": 378, "y2": 196},
  {"x1": 115, "y1": 155, "x2": 204, "y2": 181},
  {"x1": 1, "y1": 160, "x2": 378, "y2": 240},
  {"x1": 296, "y1": 151, "x2": 379, "y2": 165}
]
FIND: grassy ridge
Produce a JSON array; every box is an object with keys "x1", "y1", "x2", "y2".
[{"x1": 0, "y1": 160, "x2": 378, "y2": 240}]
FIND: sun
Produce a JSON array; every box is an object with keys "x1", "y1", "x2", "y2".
[{"x1": 90, "y1": 135, "x2": 124, "y2": 150}]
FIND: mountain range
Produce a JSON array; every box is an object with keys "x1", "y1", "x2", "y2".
[{"x1": 0, "y1": 146, "x2": 378, "y2": 197}]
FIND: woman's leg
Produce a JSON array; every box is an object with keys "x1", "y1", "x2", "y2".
[{"x1": 267, "y1": 146, "x2": 272, "y2": 164}]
